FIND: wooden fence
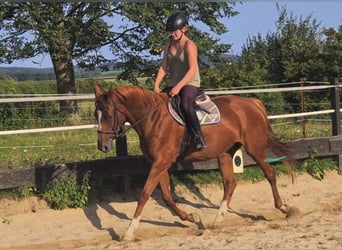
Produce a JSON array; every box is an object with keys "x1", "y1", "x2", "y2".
[{"x1": 0, "y1": 79, "x2": 341, "y2": 195}]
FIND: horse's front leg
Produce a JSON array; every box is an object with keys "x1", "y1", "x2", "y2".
[
  {"x1": 213, "y1": 153, "x2": 237, "y2": 227},
  {"x1": 121, "y1": 159, "x2": 178, "y2": 240},
  {"x1": 159, "y1": 171, "x2": 204, "y2": 229},
  {"x1": 121, "y1": 165, "x2": 163, "y2": 241}
]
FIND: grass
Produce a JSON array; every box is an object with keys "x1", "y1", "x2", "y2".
[
  {"x1": 0, "y1": 129, "x2": 141, "y2": 169},
  {"x1": 272, "y1": 118, "x2": 332, "y2": 140}
]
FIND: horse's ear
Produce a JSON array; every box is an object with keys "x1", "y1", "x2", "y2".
[{"x1": 94, "y1": 83, "x2": 102, "y2": 98}]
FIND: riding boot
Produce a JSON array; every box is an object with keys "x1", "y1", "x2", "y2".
[{"x1": 185, "y1": 110, "x2": 207, "y2": 151}]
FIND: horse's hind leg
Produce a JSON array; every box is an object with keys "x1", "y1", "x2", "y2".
[
  {"x1": 255, "y1": 157, "x2": 290, "y2": 215},
  {"x1": 213, "y1": 153, "x2": 237, "y2": 226}
]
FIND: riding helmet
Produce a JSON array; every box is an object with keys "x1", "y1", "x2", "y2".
[{"x1": 165, "y1": 13, "x2": 188, "y2": 32}]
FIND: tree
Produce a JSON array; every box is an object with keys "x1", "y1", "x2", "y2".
[
  {"x1": 237, "y1": 5, "x2": 324, "y2": 84},
  {"x1": 321, "y1": 25, "x2": 342, "y2": 79},
  {"x1": 0, "y1": 2, "x2": 238, "y2": 114},
  {"x1": 218, "y1": 4, "x2": 332, "y2": 114}
]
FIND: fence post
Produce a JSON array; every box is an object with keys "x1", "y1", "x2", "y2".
[
  {"x1": 300, "y1": 78, "x2": 306, "y2": 138},
  {"x1": 115, "y1": 126, "x2": 130, "y2": 198},
  {"x1": 115, "y1": 125, "x2": 128, "y2": 157},
  {"x1": 115, "y1": 136, "x2": 128, "y2": 157},
  {"x1": 330, "y1": 78, "x2": 341, "y2": 170},
  {"x1": 330, "y1": 78, "x2": 341, "y2": 136}
]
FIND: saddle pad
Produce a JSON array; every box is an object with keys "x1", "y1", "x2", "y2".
[{"x1": 168, "y1": 99, "x2": 220, "y2": 126}]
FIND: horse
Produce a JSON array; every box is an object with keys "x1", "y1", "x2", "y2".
[{"x1": 94, "y1": 84, "x2": 295, "y2": 241}]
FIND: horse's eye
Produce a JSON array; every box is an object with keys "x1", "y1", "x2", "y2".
[{"x1": 104, "y1": 114, "x2": 112, "y2": 120}]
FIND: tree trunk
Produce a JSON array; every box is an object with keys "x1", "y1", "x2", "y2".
[{"x1": 51, "y1": 49, "x2": 78, "y2": 115}]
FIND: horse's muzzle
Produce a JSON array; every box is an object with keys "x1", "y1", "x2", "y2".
[{"x1": 97, "y1": 138, "x2": 113, "y2": 153}]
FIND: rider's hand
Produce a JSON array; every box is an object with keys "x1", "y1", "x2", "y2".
[
  {"x1": 169, "y1": 85, "x2": 181, "y2": 97},
  {"x1": 154, "y1": 86, "x2": 161, "y2": 93}
]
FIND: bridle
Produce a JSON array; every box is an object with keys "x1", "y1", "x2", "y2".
[
  {"x1": 96, "y1": 100, "x2": 161, "y2": 140},
  {"x1": 96, "y1": 101, "x2": 126, "y2": 139}
]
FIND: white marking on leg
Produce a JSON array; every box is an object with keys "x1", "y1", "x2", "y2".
[
  {"x1": 279, "y1": 204, "x2": 289, "y2": 214},
  {"x1": 121, "y1": 216, "x2": 141, "y2": 241},
  {"x1": 213, "y1": 200, "x2": 228, "y2": 227}
]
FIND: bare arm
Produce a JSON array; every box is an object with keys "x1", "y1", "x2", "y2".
[{"x1": 154, "y1": 41, "x2": 170, "y2": 93}]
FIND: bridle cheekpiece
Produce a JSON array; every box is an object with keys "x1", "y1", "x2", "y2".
[{"x1": 96, "y1": 101, "x2": 124, "y2": 139}]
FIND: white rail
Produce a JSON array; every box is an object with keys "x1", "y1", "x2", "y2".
[{"x1": 0, "y1": 125, "x2": 97, "y2": 135}]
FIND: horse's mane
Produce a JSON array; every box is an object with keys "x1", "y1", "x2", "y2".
[{"x1": 113, "y1": 85, "x2": 167, "y2": 108}]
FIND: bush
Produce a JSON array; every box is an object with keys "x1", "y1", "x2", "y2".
[{"x1": 42, "y1": 170, "x2": 90, "y2": 210}]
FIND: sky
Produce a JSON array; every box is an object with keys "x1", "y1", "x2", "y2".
[{"x1": 1, "y1": 1, "x2": 341, "y2": 68}]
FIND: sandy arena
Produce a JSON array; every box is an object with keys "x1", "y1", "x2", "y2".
[{"x1": 0, "y1": 170, "x2": 341, "y2": 249}]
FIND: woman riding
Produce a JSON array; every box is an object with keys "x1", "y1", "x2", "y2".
[{"x1": 154, "y1": 12, "x2": 207, "y2": 151}]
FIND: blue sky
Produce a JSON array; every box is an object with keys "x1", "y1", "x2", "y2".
[
  {"x1": 226, "y1": 2, "x2": 342, "y2": 54},
  {"x1": 1, "y1": 1, "x2": 342, "y2": 68}
]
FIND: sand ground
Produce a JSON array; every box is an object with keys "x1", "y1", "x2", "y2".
[{"x1": 0, "y1": 170, "x2": 341, "y2": 249}]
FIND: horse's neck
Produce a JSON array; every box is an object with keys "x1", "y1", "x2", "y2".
[
  {"x1": 120, "y1": 92, "x2": 165, "y2": 126},
  {"x1": 124, "y1": 95, "x2": 168, "y2": 136}
]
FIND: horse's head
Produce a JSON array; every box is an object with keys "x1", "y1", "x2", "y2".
[{"x1": 94, "y1": 84, "x2": 126, "y2": 153}]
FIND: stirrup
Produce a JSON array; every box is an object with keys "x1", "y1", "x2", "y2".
[{"x1": 195, "y1": 136, "x2": 207, "y2": 151}]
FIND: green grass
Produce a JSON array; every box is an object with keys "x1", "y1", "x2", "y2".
[
  {"x1": 0, "y1": 129, "x2": 141, "y2": 170},
  {"x1": 271, "y1": 118, "x2": 332, "y2": 140}
]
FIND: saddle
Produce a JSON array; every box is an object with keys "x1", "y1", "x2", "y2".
[
  {"x1": 167, "y1": 89, "x2": 220, "y2": 160},
  {"x1": 168, "y1": 89, "x2": 220, "y2": 126}
]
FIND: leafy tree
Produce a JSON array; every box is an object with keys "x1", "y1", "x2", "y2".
[
  {"x1": 321, "y1": 25, "x2": 342, "y2": 79},
  {"x1": 274, "y1": 6, "x2": 323, "y2": 82},
  {"x1": 238, "y1": 5, "x2": 324, "y2": 84},
  {"x1": 225, "y1": 4, "x2": 334, "y2": 114},
  {"x1": 0, "y1": 2, "x2": 238, "y2": 114}
]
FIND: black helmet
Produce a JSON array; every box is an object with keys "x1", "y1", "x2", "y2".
[{"x1": 165, "y1": 13, "x2": 188, "y2": 32}]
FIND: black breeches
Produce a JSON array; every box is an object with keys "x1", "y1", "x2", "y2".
[{"x1": 179, "y1": 85, "x2": 199, "y2": 115}]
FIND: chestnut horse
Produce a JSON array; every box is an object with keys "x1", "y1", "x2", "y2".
[{"x1": 94, "y1": 84, "x2": 295, "y2": 241}]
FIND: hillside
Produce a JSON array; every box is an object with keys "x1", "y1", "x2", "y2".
[{"x1": 0, "y1": 66, "x2": 103, "y2": 81}]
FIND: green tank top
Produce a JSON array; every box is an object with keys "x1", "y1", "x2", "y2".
[{"x1": 167, "y1": 42, "x2": 201, "y2": 88}]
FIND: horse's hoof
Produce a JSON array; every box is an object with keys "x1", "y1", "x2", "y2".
[
  {"x1": 279, "y1": 204, "x2": 290, "y2": 214},
  {"x1": 120, "y1": 234, "x2": 134, "y2": 242},
  {"x1": 212, "y1": 214, "x2": 224, "y2": 228},
  {"x1": 285, "y1": 206, "x2": 301, "y2": 218},
  {"x1": 191, "y1": 213, "x2": 205, "y2": 230}
]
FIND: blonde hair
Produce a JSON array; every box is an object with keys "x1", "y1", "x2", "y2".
[{"x1": 181, "y1": 25, "x2": 189, "y2": 34}]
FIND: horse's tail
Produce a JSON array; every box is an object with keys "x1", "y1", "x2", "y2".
[
  {"x1": 266, "y1": 129, "x2": 296, "y2": 183},
  {"x1": 252, "y1": 98, "x2": 296, "y2": 183}
]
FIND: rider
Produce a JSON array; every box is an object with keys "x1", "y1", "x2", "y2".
[{"x1": 154, "y1": 12, "x2": 207, "y2": 151}]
